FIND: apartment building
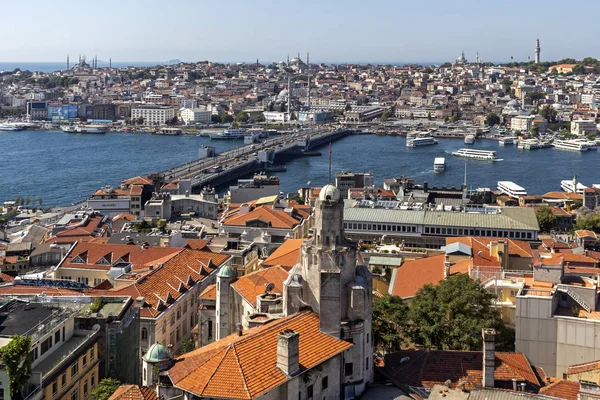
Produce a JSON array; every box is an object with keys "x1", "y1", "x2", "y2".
[
  {"x1": 180, "y1": 107, "x2": 211, "y2": 125},
  {"x1": 571, "y1": 119, "x2": 597, "y2": 136},
  {"x1": 131, "y1": 105, "x2": 176, "y2": 125}
]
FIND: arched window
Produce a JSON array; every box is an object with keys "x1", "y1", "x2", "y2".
[{"x1": 141, "y1": 327, "x2": 148, "y2": 341}]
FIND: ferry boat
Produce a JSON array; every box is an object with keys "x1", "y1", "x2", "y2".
[
  {"x1": 209, "y1": 129, "x2": 261, "y2": 140},
  {"x1": 572, "y1": 138, "x2": 598, "y2": 150},
  {"x1": 552, "y1": 139, "x2": 590, "y2": 152},
  {"x1": 434, "y1": 157, "x2": 445, "y2": 172},
  {"x1": 498, "y1": 137, "x2": 515, "y2": 146},
  {"x1": 561, "y1": 179, "x2": 587, "y2": 194},
  {"x1": 61, "y1": 125, "x2": 107, "y2": 134},
  {"x1": 0, "y1": 123, "x2": 24, "y2": 131},
  {"x1": 406, "y1": 136, "x2": 438, "y2": 147},
  {"x1": 464, "y1": 134, "x2": 475, "y2": 144},
  {"x1": 497, "y1": 181, "x2": 528, "y2": 198},
  {"x1": 452, "y1": 148, "x2": 501, "y2": 161},
  {"x1": 517, "y1": 139, "x2": 540, "y2": 150}
]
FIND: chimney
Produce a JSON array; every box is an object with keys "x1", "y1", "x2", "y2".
[
  {"x1": 489, "y1": 241, "x2": 499, "y2": 260},
  {"x1": 520, "y1": 382, "x2": 526, "y2": 392},
  {"x1": 444, "y1": 255, "x2": 451, "y2": 279},
  {"x1": 277, "y1": 330, "x2": 300, "y2": 377},
  {"x1": 512, "y1": 378, "x2": 517, "y2": 391},
  {"x1": 482, "y1": 328, "x2": 496, "y2": 389},
  {"x1": 236, "y1": 322, "x2": 243, "y2": 337},
  {"x1": 423, "y1": 181, "x2": 429, "y2": 192}
]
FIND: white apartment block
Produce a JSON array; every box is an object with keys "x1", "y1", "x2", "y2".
[
  {"x1": 180, "y1": 108, "x2": 212, "y2": 125},
  {"x1": 571, "y1": 119, "x2": 597, "y2": 136},
  {"x1": 131, "y1": 105, "x2": 175, "y2": 125},
  {"x1": 510, "y1": 115, "x2": 535, "y2": 132}
]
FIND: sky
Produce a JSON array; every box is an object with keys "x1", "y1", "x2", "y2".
[{"x1": 0, "y1": 0, "x2": 597, "y2": 64}]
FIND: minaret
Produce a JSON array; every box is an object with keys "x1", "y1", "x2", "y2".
[
  {"x1": 109, "y1": 58, "x2": 112, "y2": 68},
  {"x1": 287, "y1": 74, "x2": 291, "y2": 121},
  {"x1": 535, "y1": 38, "x2": 541, "y2": 64},
  {"x1": 306, "y1": 52, "x2": 311, "y2": 111},
  {"x1": 67, "y1": 55, "x2": 69, "y2": 70}
]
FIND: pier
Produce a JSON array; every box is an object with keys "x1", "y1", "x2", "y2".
[{"x1": 160, "y1": 128, "x2": 353, "y2": 190}]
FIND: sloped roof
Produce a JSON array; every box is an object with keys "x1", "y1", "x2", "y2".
[
  {"x1": 539, "y1": 379, "x2": 580, "y2": 400},
  {"x1": 231, "y1": 266, "x2": 289, "y2": 308},
  {"x1": 389, "y1": 254, "x2": 446, "y2": 299},
  {"x1": 383, "y1": 349, "x2": 540, "y2": 391},
  {"x1": 222, "y1": 206, "x2": 303, "y2": 229},
  {"x1": 261, "y1": 239, "x2": 304, "y2": 268},
  {"x1": 109, "y1": 384, "x2": 158, "y2": 400},
  {"x1": 168, "y1": 312, "x2": 352, "y2": 400}
]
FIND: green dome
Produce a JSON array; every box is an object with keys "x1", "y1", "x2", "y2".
[
  {"x1": 217, "y1": 264, "x2": 236, "y2": 278},
  {"x1": 144, "y1": 342, "x2": 170, "y2": 362}
]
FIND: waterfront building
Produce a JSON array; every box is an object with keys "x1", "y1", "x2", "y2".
[
  {"x1": 131, "y1": 105, "x2": 176, "y2": 125},
  {"x1": 571, "y1": 119, "x2": 597, "y2": 136},
  {"x1": 45, "y1": 213, "x2": 111, "y2": 245},
  {"x1": 343, "y1": 201, "x2": 540, "y2": 248},
  {"x1": 144, "y1": 188, "x2": 218, "y2": 221},
  {"x1": 179, "y1": 107, "x2": 211, "y2": 125},
  {"x1": 0, "y1": 300, "x2": 100, "y2": 400},
  {"x1": 226, "y1": 174, "x2": 281, "y2": 204},
  {"x1": 510, "y1": 114, "x2": 535, "y2": 132},
  {"x1": 262, "y1": 110, "x2": 288, "y2": 122},
  {"x1": 26, "y1": 100, "x2": 48, "y2": 120},
  {"x1": 88, "y1": 176, "x2": 155, "y2": 217}
]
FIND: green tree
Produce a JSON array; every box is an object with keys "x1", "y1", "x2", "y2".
[
  {"x1": 530, "y1": 124, "x2": 539, "y2": 136},
  {"x1": 440, "y1": 62, "x2": 452, "y2": 68},
  {"x1": 550, "y1": 68, "x2": 558, "y2": 75},
  {"x1": 176, "y1": 338, "x2": 197, "y2": 356},
  {"x1": 88, "y1": 378, "x2": 121, "y2": 400},
  {"x1": 211, "y1": 114, "x2": 220, "y2": 123},
  {"x1": 253, "y1": 113, "x2": 266, "y2": 123},
  {"x1": 407, "y1": 274, "x2": 508, "y2": 350},
  {"x1": 427, "y1": 111, "x2": 432, "y2": 120},
  {"x1": 540, "y1": 105, "x2": 557, "y2": 123},
  {"x1": 373, "y1": 295, "x2": 409, "y2": 354},
  {"x1": 572, "y1": 64, "x2": 586, "y2": 75},
  {"x1": 345, "y1": 103, "x2": 352, "y2": 111},
  {"x1": 484, "y1": 112, "x2": 500, "y2": 126},
  {"x1": 527, "y1": 92, "x2": 545, "y2": 102},
  {"x1": 0, "y1": 334, "x2": 32, "y2": 399},
  {"x1": 574, "y1": 214, "x2": 600, "y2": 233},
  {"x1": 220, "y1": 113, "x2": 234, "y2": 123},
  {"x1": 381, "y1": 110, "x2": 393, "y2": 122},
  {"x1": 536, "y1": 206, "x2": 557, "y2": 233},
  {"x1": 450, "y1": 114, "x2": 458, "y2": 122},
  {"x1": 235, "y1": 111, "x2": 250, "y2": 123}
]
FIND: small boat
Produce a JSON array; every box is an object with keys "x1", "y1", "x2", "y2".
[
  {"x1": 0, "y1": 124, "x2": 24, "y2": 131},
  {"x1": 452, "y1": 148, "x2": 502, "y2": 161},
  {"x1": 61, "y1": 124, "x2": 107, "y2": 134},
  {"x1": 464, "y1": 134, "x2": 475, "y2": 144},
  {"x1": 517, "y1": 139, "x2": 540, "y2": 150},
  {"x1": 407, "y1": 137, "x2": 438, "y2": 147},
  {"x1": 498, "y1": 137, "x2": 515, "y2": 146},
  {"x1": 434, "y1": 157, "x2": 445, "y2": 172},
  {"x1": 209, "y1": 129, "x2": 261, "y2": 140}
]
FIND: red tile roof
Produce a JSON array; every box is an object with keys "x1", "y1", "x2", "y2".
[
  {"x1": 261, "y1": 239, "x2": 304, "y2": 268},
  {"x1": 383, "y1": 349, "x2": 540, "y2": 391},
  {"x1": 185, "y1": 239, "x2": 209, "y2": 250},
  {"x1": 222, "y1": 205, "x2": 304, "y2": 229},
  {"x1": 567, "y1": 360, "x2": 600, "y2": 374},
  {"x1": 539, "y1": 379, "x2": 580, "y2": 400},
  {"x1": 390, "y1": 254, "x2": 446, "y2": 299},
  {"x1": 231, "y1": 266, "x2": 290, "y2": 308},
  {"x1": 168, "y1": 311, "x2": 352, "y2": 399},
  {"x1": 109, "y1": 384, "x2": 158, "y2": 400}
]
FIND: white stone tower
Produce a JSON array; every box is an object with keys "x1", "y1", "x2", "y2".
[
  {"x1": 535, "y1": 38, "x2": 541, "y2": 64},
  {"x1": 215, "y1": 264, "x2": 236, "y2": 340},
  {"x1": 142, "y1": 342, "x2": 172, "y2": 387},
  {"x1": 283, "y1": 183, "x2": 373, "y2": 395}
]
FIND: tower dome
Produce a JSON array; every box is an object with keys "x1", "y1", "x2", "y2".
[
  {"x1": 217, "y1": 264, "x2": 236, "y2": 278},
  {"x1": 319, "y1": 184, "x2": 341, "y2": 202},
  {"x1": 143, "y1": 342, "x2": 170, "y2": 363}
]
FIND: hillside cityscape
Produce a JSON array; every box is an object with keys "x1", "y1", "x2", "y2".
[{"x1": 2, "y1": 13, "x2": 600, "y2": 400}]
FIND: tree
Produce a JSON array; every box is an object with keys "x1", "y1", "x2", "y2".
[
  {"x1": 253, "y1": 113, "x2": 266, "y2": 123},
  {"x1": 211, "y1": 114, "x2": 220, "y2": 123},
  {"x1": 450, "y1": 114, "x2": 458, "y2": 122},
  {"x1": 0, "y1": 334, "x2": 32, "y2": 399},
  {"x1": 407, "y1": 274, "x2": 508, "y2": 350},
  {"x1": 536, "y1": 206, "x2": 556, "y2": 233},
  {"x1": 176, "y1": 338, "x2": 196, "y2": 356},
  {"x1": 88, "y1": 378, "x2": 121, "y2": 400},
  {"x1": 373, "y1": 295, "x2": 409, "y2": 354},
  {"x1": 345, "y1": 103, "x2": 352, "y2": 111},
  {"x1": 540, "y1": 105, "x2": 557, "y2": 123},
  {"x1": 484, "y1": 112, "x2": 500, "y2": 126},
  {"x1": 574, "y1": 214, "x2": 600, "y2": 233},
  {"x1": 235, "y1": 111, "x2": 250, "y2": 123},
  {"x1": 550, "y1": 68, "x2": 558, "y2": 75},
  {"x1": 220, "y1": 113, "x2": 234, "y2": 123},
  {"x1": 527, "y1": 92, "x2": 545, "y2": 102},
  {"x1": 381, "y1": 110, "x2": 393, "y2": 122},
  {"x1": 427, "y1": 112, "x2": 433, "y2": 120},
  {"x1": 440, "y1": 62, "x2": 452, "y2": 68},
  {"x1": 572, "y1": 65, "x2": 586, "y2": 75},
  {"x1": 530, "y1": 124, "x2": 539, "y2": 136}
]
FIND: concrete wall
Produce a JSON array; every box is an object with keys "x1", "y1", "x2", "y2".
[{"x1": 555, "y1": 317, "x2": 600, "y2": 376}]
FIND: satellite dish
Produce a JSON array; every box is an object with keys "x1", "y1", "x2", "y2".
[{"x1": 265, "y1": 282, "x2": 275, "y2": 293}]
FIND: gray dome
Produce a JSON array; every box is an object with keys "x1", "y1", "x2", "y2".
[
  {"x1": 144, "y1": 342, "x2": 170, "y2": 362},
  {"x1": 217, "y1": 264, "x2": 236, "y2": 278},
  {"x1": 319, "y1": 184, "x2": 341, "y2": 202}
]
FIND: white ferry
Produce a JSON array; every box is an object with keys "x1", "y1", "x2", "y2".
[
  {"x1": 407, "y1": 137, "x2": 438, "y2": 147},
  {"x1": 61, "y1": 125, "x2": 107, "y2": 134},
  {"x1": 561, "y1": 179, "x2": 587, "y2": 194},
  {"x1": 452, "y1": 148, "x2": 501, "y2": 161},
  {"x1": 434, "y1": 157, "x2": 445, "y2": 172},
  {"x1": 0, "y1": 124, "x2": 24, "y2": 131},
  {"x1": 572, "y1": 138, "x2": 598, "y2": 150},
  {"x1": 497, "y1": 181, "x2": 528, "y2": 198},
  {"x1": 498, "y1": 137, "x2": 515, "y2": 146},
  {"x1": 552, "y1": 139, "x2": 590, "y2": 152},
  {"x1": 464, "y1": 134, "x2": 475, "y2": 144},
  {"x1": 517, "y1": 139, "x2": 540, "y2": 150}
]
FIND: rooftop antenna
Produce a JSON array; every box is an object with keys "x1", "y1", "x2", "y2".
[{"x1": 328, "y1": 142, "x2": 332, "y2": 184}]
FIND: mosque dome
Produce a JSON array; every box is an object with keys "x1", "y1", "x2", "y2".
[
  {"x1": 143, "y1": 342, "x2": 170, "y2": 363},
  {"x1": 319, "y1": 184, "x2": 341, "y2": 202},
  {"x1": 217, "y1": 264, "x2": 236, "y2": 278},
  {"x1": 277, "y1": 89, "x2": 289, "y2": 101},
  {"x1": 455, "y1": 51, "x2": 467, "y2": 65}
]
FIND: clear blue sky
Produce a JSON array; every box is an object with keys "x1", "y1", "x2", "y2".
[{"x1": 1, "y1": 0, "x2": 596, "y2": 63}]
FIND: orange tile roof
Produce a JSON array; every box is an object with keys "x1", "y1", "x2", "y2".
[
  {"x1": 222, "y1": 205, "x2": 304, "y2": 229},
  {"x1": 231, "y1": 266, "x2": 290, "y2": 308},
  {"x1": 542, "y1": 191, "x2": 582, "y2": 200},
  {"x1": 168, "y1": 311, "x2": 352, "y2": 399},
  {"x1": 261, "y1": 239, "x2": 304, "y2": 268},
  {"x1": 185, "y1": 239, "x2": 209, "y2": 250},
  {"x1": 390, "y1": 254, "x2": 445, "y2": 299},
  {"x1": 383, "y1": 349, "x2": 540, "y2": 391},
  {"x1": 109, "y1": 384, "x2": 158, "y2": 400},
  {"x1": 447, "y1": 237, "x2": 532, "y2": 264},
  {"x1": 113, "y1": 213, "x2": 137, "y2": 221},
  {"x1": 568, "y1": 360, "x2": 600, "y2": 374},
  {"x1": 60, "y1": 242, "x2": 181, "y2": 272},
  {"x1": 0, "y1": 286, "x2": 81, "y2": 296},
  {"x1": 122, "y1": 176, "x2": 153, "y2": 186},
  {"x1": 96, "y1": 248, "x2": 230, "y2": 317},
  {"x1": 199, "y1": 284, "x2": 216, "y2": 300},
  {"x1": 575, "y1": 230, "x2": 597, "y2": 239},
  {"x1": 539, "y1": 379, "x2": 580, "y2": 400}
]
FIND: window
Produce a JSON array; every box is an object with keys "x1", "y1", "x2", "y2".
[
  {"x1": 83, "y1": 381, "x2": 88, "y2": 396},
  {"x1": 321, "y1": 376, "x2": 328, "y2": 390},
  {"x1": 52, "y1": 381, "x2": 57, "y2": 396},
  {"x1": 208, "y1": 320, "x2": 213, "y2": 339},
  {"x1": 367, "y1": 333, "x2": 369, "y2": 343},
  {"x1": 344, "y1": 362, "x2": 353, "y2": 376},
  {"x1": 90, "y1": 348, "x2": 94, "y2": 361},
  {"x1": 41, "y1": 336, "x2": 52, "y2": 355},
  {"x1": 91, "y1": 373, "x2": 95, "y2": 388},
  {"x1": 190, "y1": 314, "x2": 195, "y2": 329},
  {"x1": 82, "y1": 354, "x2": 87, "y2": 368},
  {"x1": 366, "y1": 356, "x2": 370, "y2": 370},
  {"x1": 63, "y1": 327, "x2": 65, "y2": 342},
  {"x1": 71, "y1": 361, "x2": 78, "y2": 377},
  {"x1": 177, "y1": 307, "x2": 181, "y2": 320},
  {"x1": 55, "y1": 330, "x2": 61, "y2": 343},
  {"x1": 307, "y1": 384, "x2": 313, "y2": 399},
  {"x1": 71, "y1": 388, "x2": 78, "y2": 400},
  {"x1": 176, "y1": 326, "x2": 181, "y2": 342},
  {"x1": 61, "y1": 373, "x2": 67, "y2": 388},
  {"x1": 141, "y1": 327, "x2": 148, "y2": 341}
]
